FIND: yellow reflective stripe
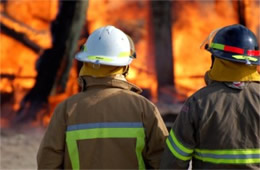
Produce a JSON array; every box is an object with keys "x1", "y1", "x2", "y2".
[
  {"x1": 83, "y1": 46, "x2": 87, "y2": 52},
  {"x1": 195, "y1": 148, "x2": 260, "y2": 155},
  {"x1": 87, "y1": 56, "x2": 113, "y2": 62},
  {"x1": 66, "y1": 128, "x2": 145, "y2": 170},
  {"x1": 66, "y1": 139, "x2": 79, "y2": 169},
  {"x1": 194, "y1": 148, "x2": 260, "y2": 164},
  {"x1": 169, "y1": 130, "x2": 193, "y2": 154},
  {"x1": 166, "y1": 138, "x2": 192, "y2": 161},
  {"x1": 118, "y1": 51, "x2": 131, "y2": 58},
  {"x1": 194, "y1": 154, "x2": 260, "y2": 164},
  {"x1": 166, "y1": 130, "x2": 193, "y2": 161},
  {"x1": 232, "y1": 55, "x2": 258, "y2": 62}
]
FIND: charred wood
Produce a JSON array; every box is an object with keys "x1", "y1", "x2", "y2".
[
  {"x1": 150, "y1": 1, "x2": 175, "y2": 103},
  {"x1": 0, "y1": 73, "x2": 35, "y2": 80},
  {"x1": 237, "y1": 0, "x2": 246, "y2": 26},
  {"x1": 0, "y1": 12, "x2": 51, "y2": 48},
  {"x1": 14, "y1": 0, "x2": 88, "y2": 124},
  {"x1": 55, "y1": 3, "x2": 89, "y2": 94},
  {"x1": 232, "y1": 0, "x2": 247, "y2": 26},
  {"x1": 0, "y1": 23, "x2": 41, "y2": 53},
  {"x1": 150, "y1": 1, "x2": 174, "y2": 88}
]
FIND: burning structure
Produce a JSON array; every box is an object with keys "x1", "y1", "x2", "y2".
[{"x1": 0, "y1": 0, "x2": 259, "y2": 128}]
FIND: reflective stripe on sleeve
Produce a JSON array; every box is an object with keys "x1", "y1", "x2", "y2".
[
  {"x1": 194, "y1": 148, "x2": 260, "y2": 164},
  {"x1": 166, "y1": 130, "x2": 193, "y2": 161},
  {"x1": 66, "y1": 122, "x2": 145, "y2": 170}
]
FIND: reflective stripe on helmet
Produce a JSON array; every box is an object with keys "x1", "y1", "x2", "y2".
[
  {"x1": 194, "y1": 148, "x2": 260, "y2": 164},
  {"x1": 210, "y1": 43, "x2": 260, "y2": 57},
  {"x1": 232, "y1": 55, "x2": 258, "y2": 62},
  {"x1": 118, "y1": 51, "x2": 131, "y2": 58},
  {"x1": 83, "y1": 45, "x2": 87, "y2": 52},
  {"x1": 85, "y1": 51, "x2": 131, "y2": 63},
  {"x1": 87, "y1": 56, "x2": 113, "y2": 62},
  {"x1": 248, "y1": 50, "x2": 260, "y2": 56},
  {"x1": 66, "y1": 122, "x2": 145, "y2": 170}
]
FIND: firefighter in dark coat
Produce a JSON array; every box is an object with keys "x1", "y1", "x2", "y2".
[{"x1": 160, "y1": 24, "x2": 260, "y2": 169}]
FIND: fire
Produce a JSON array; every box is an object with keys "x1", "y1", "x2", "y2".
[
  {"x1": 173, "y1": 1, "x2": 238, "y2": 96},
  {"x1": 0, "y1": 0, "x2": 58, "y2": 94},
  {"x1": 0, "y1": 0, "x2": 58, "y2": 127},
  {"x1": 0, "y1": 0, "x2": 259, "y2": 127},
  {"x1": 244, "y1": 0, "x2": 260, "y2": 42},
  {"x1": 87, "y1": 0, "x2": 158, "y2": 100}
]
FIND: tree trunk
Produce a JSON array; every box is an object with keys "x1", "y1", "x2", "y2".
[
  {"x1": 15, "y1": 0, "x2": 88, "y2": 124},
  {"x1": 150, "y1": 1, "x2": 174, "y2": 101}
]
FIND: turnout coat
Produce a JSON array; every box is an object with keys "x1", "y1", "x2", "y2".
[
  {"x1": 37, "y1": 76, "x2": 168, "y2": 170},
  {"x1": 160, "y1": 80, "x2": 260, "y2": 169}
]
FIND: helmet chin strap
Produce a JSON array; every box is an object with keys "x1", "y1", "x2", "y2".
[{"x1": 122, "y1": 65, "x2": 129, "y2": 76}]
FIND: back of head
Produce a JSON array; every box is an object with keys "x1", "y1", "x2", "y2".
[
  {"x1": 202, "y1": 24, "x2": 260, "y2": 82},
  {"x1": 75, "y1": 25, "x2": 136, "y2": 77}
]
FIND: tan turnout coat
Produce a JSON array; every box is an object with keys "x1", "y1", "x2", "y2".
[{"x1": 37, "y1": 76, "x2": 168, "y2": 170}]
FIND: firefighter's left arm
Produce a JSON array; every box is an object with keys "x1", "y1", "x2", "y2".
[
  {"x1": 37, "y1": 102, "x2": 67, "y2": 169},
  {"x1": 160, "y1": 97, "x2": 198, "y2": 169},
  {"x1": 142, "y1": 103, "x2": 169, "y2": 169}
]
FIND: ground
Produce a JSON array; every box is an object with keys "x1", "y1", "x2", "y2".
[{"x1": 0, "y1": 127, "x2": 45, "y2": 170}]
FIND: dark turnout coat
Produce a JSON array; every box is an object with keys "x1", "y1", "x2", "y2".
[
  {"x1": 160, "y1": 81, "x2": 260, "y2": 169},
  {"x1": 37, "y1": 76, "x2": 168, "y2": 170}
]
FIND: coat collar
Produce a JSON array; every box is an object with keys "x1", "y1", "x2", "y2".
[{"x1": 78, "y1": 75, "x2": 142, "y2": 94}]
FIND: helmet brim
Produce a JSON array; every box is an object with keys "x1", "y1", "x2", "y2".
[
  {"x1": 210, "y1": 49, "x2": 260, "y2": 65},
  {"x1": 75, "y1": 51, "x2": 133, "y2": 66}
]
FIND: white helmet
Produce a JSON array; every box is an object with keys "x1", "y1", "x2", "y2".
[{"x1": 75, "y1": 25, "x2": 136, "y2": 66}]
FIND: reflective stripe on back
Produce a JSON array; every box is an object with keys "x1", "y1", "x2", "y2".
[{"x1": 66, "y1": 122, "x2": 145, "y2": 170}]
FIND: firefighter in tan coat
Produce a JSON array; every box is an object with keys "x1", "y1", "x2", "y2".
[
  {"x1": 160, "y1": 24, "x2": 260, "y2": 169},
  {"x1": 37, "y1": 25, "x2": 169, "y2": 169}
]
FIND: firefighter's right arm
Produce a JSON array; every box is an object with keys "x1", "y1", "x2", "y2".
[
  {"x1": 160, "y1": 98, "x2": 198, "y2": 169},
  {"x1": 37, "y1": 102, "x2": 67, "y2": 169}
]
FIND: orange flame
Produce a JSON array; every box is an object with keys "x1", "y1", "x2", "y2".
[
  {"x1": 0, "y1": 0, "x2": 259, "y2": 127},
  {"x1": 173, "y1": 1, "x2": 238, "y2": 96}
]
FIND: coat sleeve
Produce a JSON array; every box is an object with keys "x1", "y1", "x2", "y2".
[
  {"x1": 37, "y1": 102, "x2": 67, "y2": 169},
  {"x1": 142, "y1": 103, "x2": 169, "y2": 169},
  {"x1": 160, "y1": 97, "x2": 198, "y2": 169}
]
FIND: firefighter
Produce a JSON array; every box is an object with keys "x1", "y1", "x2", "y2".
[
  {"x1": 160, "y1": 24, "x2": 260, "y2": 169},
  {"x1": 37, "y1": 25, "x2": 169, "y2": 169}
]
